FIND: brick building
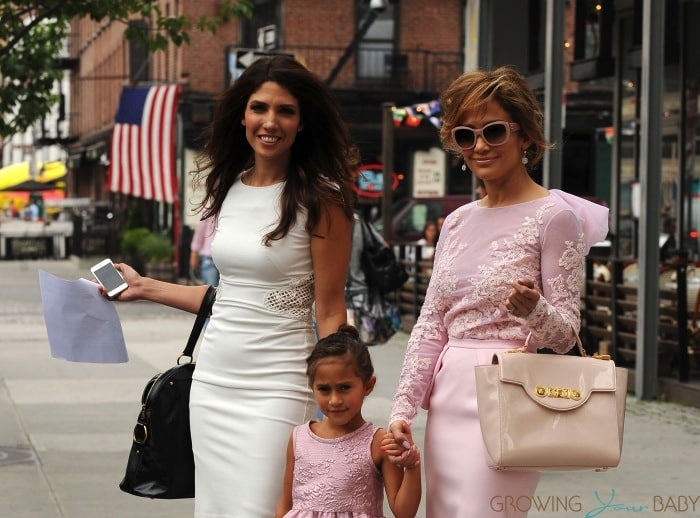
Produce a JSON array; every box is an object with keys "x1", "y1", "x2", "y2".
[
  {"x1": 56, "y1": 0, "x2": 700, "y2": 403},
  {"x1": 65, "y1": 0, "x2": 465, "y2": 237}
]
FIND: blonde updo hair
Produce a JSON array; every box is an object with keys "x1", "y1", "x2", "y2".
[{"x1": 439, "y1": 65, "x2": 552, "y2": 170}]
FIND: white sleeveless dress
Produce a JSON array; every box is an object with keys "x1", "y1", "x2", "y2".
[{"x1": 190, "y1": 178, "x2": 318, "y2": 517}]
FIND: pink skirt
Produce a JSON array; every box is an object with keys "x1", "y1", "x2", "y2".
[{"x1": 424, "y1": 338, "x2": 540, "y2": 517}]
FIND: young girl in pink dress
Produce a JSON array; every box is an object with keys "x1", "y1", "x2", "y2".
[
  {"x1": 275, "y1": 325, "x2": 421, "y2": 518},
  {"x1": 383, "y1": 66, "x2": 609, "y2": 516}
]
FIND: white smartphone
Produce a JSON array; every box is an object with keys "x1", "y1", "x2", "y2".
[{"x1": 91, "y1": 258, "x2": 129, "y2": 297}]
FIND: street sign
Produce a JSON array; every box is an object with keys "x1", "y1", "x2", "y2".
[
  {"x1": 226, "y1": 47, "x2": 294, "y2": 86},
  {"x1": 412, "y1": 147, "x2": 446, "y2": 198},
  {"x1": 257, "y1": 25, "x2": 277, "y2": 50}
]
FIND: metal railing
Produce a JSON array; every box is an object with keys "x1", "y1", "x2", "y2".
[
  {"x1": 583, "y1": 256, "x2": 698, "y2": 383},
  {"x1": 385, "y1": 243, "x2": 434, "y2": 328},
  {"x1": 284, "y1": 45, "x2": 463, "y2": 93},
  {"x1": 388, "y1": 248, "x2": 700, "y2": 383}
]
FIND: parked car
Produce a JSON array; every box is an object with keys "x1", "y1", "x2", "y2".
[{"x1": 378, "y1": 195, "x2": 472, "y2": 243}]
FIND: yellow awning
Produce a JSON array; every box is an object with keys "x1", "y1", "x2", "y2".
[{"x1": 0, "y1": 161, "x2": 67, "y2": 191}]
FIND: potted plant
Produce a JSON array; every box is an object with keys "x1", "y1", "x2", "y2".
[
  {"x1": 120, "y1": 227, "x2": 174, "y2": 281},
  {"x1": 140, "y1": 232, "x2": 174, "y2": 281},
  {"x1": 120, "y1": 227, "x2": 151, "y2": 273}
]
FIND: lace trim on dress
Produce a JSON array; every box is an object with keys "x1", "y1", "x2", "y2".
[
  {"x1": 390, "y1": 197, "x2": 597, "y2": 424},
  {"x1": 523, "y1": 234, "x2": 585, "y2": 351},
  {"x1": 265, "y1": 273, "x2": 314, "y2": 321},
  {"x1": 289, "y1": 422, "x2": 383, "y2": 516}
]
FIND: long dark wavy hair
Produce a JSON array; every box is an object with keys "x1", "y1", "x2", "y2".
[{"x1": 193, "y1": 56, "x2": 358, "y2": 244}]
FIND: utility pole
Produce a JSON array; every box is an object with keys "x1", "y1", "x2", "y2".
[
  {"x1": 543, "y1": 0, "x2": 565, "y2": 189},
  {"x1": 381, "y1": 102, "x2": 395, "y2": 242},
  {"x1": 636, "y1": 0, "x2": 664, "y2": 399}
]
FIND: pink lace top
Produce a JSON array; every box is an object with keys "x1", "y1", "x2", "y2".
[
  {"x1": 284, "y1": 421, "x2": 384, "y2": 518},
  {"x1": 390, "y1": 190, "x2": 609, "y2": 425}
]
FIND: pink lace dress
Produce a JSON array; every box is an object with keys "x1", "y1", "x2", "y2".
[
  {"x1": 284, "y1": 421, "x2": 384, "y2": 518},
  {"x1": 389, "y1": 190, "x2": 608, "y2": 517}
]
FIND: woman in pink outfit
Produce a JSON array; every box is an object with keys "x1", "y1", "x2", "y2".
[{"x1": 383, "y1": 66, "x2": 609, "y2": 517}]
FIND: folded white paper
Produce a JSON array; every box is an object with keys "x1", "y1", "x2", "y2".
[{"x1": 39, "y1": 269, "x2": 128, "y2": 363}]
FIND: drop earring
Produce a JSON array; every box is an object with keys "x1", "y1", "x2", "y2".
[
  {"x1": 461, "y1": 161, "x2": 467, "y2": 172},
  {"x1": 521, "y1": 149, "x2": 529, "y2": 166}
]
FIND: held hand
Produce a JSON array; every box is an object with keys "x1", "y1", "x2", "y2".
[
  {"x1": 380, "y1": 432, "x2": 404, "y2": 457},
  {"x1": 402, "y1": 444, "x2": 421, "y2": 470},
  {"x1": 97, "y1": 263, "x2": 143, "y2": 302},
  {"x1": 505, "y1": 279, "x2": 540, "y2": 318},
  {"x1": 381, "y1": 432, "x2": 421, "y2": 469},
  {"x1": 388, "y1": 420, "x2": 411, "y2": 448},
  {"x1": 385, "y1": 421, "x2": 419, "y2": 467}
]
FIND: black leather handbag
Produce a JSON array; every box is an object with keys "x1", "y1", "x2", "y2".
[
  {"x1": 119, "y1": 285, "x2": 217, "y2": 499},
  {"x1": 360, "y1": 217, "x2": 408, "y2": 294}
]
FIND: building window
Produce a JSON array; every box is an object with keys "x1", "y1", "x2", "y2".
[
  {"x1": 570, "y1": 0, "x2": 614, "y2": 80},
  {"x1": 241, "y1": 0, "x2": 280, "y2": 49},
  {"x1": 574, "y1": 0, "x2": 612, "y2": 61},
  {"x1": 585, "y1": 2, "x2": 601, "y2": 58},
  {"x1": 129, "y1": 20, "x2": 149, "y2": 83},
  {"x1": 576, "y1": 0, "x2": 601, "y2": 60},
  {"x1": 356, "y1": 0, "x2": 396, "y2": 81}
]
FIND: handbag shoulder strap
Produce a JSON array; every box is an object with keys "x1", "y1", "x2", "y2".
[
  {"x1": 179, "y1": 285, "x2": 217, "y2": 362},
  {"x1": 361, "y1": 217, "x2": 384, "y2": 248},
  {"x1": 359, "y1": 217, "x2": 372, "y2": 246}
]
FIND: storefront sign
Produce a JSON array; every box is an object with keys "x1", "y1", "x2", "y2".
[{"x1": 412, "y1": 147, "x2": 445, "y2": 198}]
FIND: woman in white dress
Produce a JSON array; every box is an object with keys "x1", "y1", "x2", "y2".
[{"x1": 107, "y1": 56, "x2": 358, "y2": 517}]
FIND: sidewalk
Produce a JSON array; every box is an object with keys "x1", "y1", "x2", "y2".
[{"x1": 1, "y1": 259, "x2": 699, "y2": 517}]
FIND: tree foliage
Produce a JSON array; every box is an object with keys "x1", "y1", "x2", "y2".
[{"x1": 0, "y1": 0, "x2": 252, "y2": 138}]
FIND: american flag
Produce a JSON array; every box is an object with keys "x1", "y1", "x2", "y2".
[{"x1": 108, "y1": 85, "x2": 180, "y2": 203}]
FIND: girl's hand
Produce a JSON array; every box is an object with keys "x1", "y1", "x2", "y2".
[
  {"x1": 378, "y1": 428, "x2": 422, "y2": 518},
  {"x1": 505, "y1": 279, "x2": 540, "y2": 318},
  {"x1": 385, "y1": 421, "x2": 419, "y2": 468},
  {"x1": 380, "y1": 432, "x2": 404, "y2": 456},
  {"x1": 380, "y1": 432, "x2": 420, "y2": 469}
]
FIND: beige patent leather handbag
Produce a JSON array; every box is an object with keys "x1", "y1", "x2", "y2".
[{"x1": 474, "y1": 336, "x2": 628, "y2": 471}]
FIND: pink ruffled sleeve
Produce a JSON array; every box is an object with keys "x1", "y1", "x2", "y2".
[
  {"x1": 524, "y1": 193, "x2": 609, "y2": 352},
  {"x1": 549, "y1": 190, "x2": 609, "y2": 253}
]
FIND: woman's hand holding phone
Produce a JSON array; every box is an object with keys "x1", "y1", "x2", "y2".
[
  {"x1": 91, "y1": 258, "x2": 128, "y2": 298},
  {"x1": 91, "y1": 260, "x2": 143, "y2": 301},
  {"x1": 106, "y1": 263, "x2": 144, "y2": 301}
]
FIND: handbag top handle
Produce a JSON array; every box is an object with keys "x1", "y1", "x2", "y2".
[
  {"x1": 178, "y1": 285, "x2": 217, "y2": 364},
  {"x1": 524, "y1": 331, "x2": 601, "y2": 358}
]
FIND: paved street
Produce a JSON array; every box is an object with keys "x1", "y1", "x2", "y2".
[{"x1": 1, "y1": 259, "x2": 699, "y2": 517}]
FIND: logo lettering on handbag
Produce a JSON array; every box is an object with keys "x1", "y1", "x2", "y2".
[{"x1": 534, "y1": 385, "x2": 582, "y2": 400}]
